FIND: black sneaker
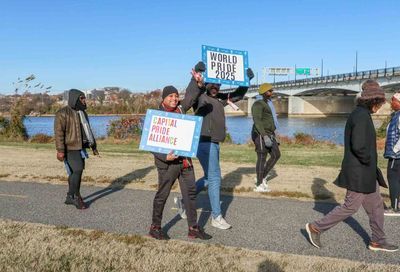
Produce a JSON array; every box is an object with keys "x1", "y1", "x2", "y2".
[
  {"x1": 64, "y1": 195, "x2": 74, "y2": 205},
  {"x1": 149, "y1": 225, "x2": 169, "y2": 240},
  {"x1": 76, "y1": 195, "x2": 87, "y2": 209},
  {"x1": 188, "y1": 225, "x2": 212, "y2": 240},
  {"x1": 306, "y1": 223, "x2": 322, "y2": 248},
  {"x1": 65, "y1": 195, "x2": 87, "y2": 210},
  {"x1": 368, "y1": 242, "x2": 399, "y2": 252}
]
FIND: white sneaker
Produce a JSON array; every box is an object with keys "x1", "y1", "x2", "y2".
[
  {"x1": 211, "y1": 215, "x2": 231, "y2": 230},
  {"x1": 254, "y1": 175, "x2": 271, "y2": 185},
  {"x1": 253, "y1": 184, "x2": 270, "y2": 193},
  {"x1": 262, "y1": 180, "x2": 271, "y2": 191},
  {"x1": 174, "y1": 197, "x2": 187, "y2": 219}
]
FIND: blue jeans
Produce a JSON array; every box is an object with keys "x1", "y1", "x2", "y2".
[{"x1": 196, "y1": 141, "x2": 221, "y2": 218}]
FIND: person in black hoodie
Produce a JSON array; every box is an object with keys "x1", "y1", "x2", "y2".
[
  {"x1": 54, "y1": 89, "x2": 99, "y2": 209},
  {"x1": 149, "y1": 63, "x2": 212, "y2": 240},
  {"x1": 183, "y1": 68, "x2": 254, "y2": 230}
]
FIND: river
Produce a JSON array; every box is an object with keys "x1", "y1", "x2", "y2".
[{"x1": 23, "y1": 115, "x2": 348, "y2": 145}]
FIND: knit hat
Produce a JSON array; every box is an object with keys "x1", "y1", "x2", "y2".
[
  {"x1": 361, "y1": 79, "x2": 380, "y2": 91},
  {"x1": 359, "y1": 83, "x2": 385, "y2": 100},
  {"x1": 259, "y1": 83, "x2": 273, "y2": 95},
  {"x1": 162, "y1": 85, "x2": 179, "y2": 100}
]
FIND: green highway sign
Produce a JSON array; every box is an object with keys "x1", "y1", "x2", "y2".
[{"x1": 295, "y1": 68, "x2": 311, "y2": 75}]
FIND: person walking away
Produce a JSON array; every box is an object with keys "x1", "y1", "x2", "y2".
[
  {"x1": 305, "y1": 80, "x2": 398, "y2": 252},
  {"x1": 383, "y1": 91, "x2": 400, "y2": 216},
  {"x1": 54, "y1": 89, "x2": 99, "y2": 209},
  {"x1": 251, "y1": 83, "x2": 280, "y2": 193}
]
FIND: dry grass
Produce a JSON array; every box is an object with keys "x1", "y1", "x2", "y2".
[
  {"x1": 221, "y1": 186, "x2": 254, "y2": 193},
  {"x1": 0, "y1": 219, "x2": 399, "y2": 272},
  {"x1": 42, "y1": 175, "x2": 68, "y2": 182},
  {"x1": 29, "y1": 133, "x2": 54, "y2": 144},
  {"x1": 263, "y1": 191, "x2": 312, "y2": 199},
  {"x1": 0, "y1": 145, "x2": 394, "y2": 207}
]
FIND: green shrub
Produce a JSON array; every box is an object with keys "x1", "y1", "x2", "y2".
[
  {"x1": 107, "y1": 116, "x2": 142, "y2": 139},
  {"x1": 224, "y1": 132, "x2": 233, "y2": 144},
  {"x1": 0, "y1": 99, "x2": 28, "y2": 141},
  {"x1": 0, "y1": 116, "x2": 10, "y2": 135}
]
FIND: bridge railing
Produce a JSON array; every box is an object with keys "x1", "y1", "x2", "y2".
[
  {"x1": 272, "y1": 66, "x2": 400, "y2": 89},
  {"x1": 221, "y1": 66, "x2": 400, "y2": 93}
]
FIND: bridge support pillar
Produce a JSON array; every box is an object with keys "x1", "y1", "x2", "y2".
[
  {"x1": 288, "y1": 95, "x2": 356, "y2": 116},
  {"x1": 246, "y1": 97, "x2": 288, "y2": 116}
]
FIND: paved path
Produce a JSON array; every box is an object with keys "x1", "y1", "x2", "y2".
[{"x1": 0, "y1": 181, "x2": 399, "y2": 265}]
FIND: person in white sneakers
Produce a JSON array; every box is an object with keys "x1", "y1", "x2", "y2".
[
  {"x1": 175, "y1": 65, "x2": 255, "y2": 230},
  {"x1": 251, "y1": 83, "x2": 280, "y2": 193}
]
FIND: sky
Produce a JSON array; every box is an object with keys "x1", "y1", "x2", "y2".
[{"x1": 1, "y1": 0, "x2": 399, "y2": 94}]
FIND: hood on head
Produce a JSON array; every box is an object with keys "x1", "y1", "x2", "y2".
[{"x1": 68, "y1": 89, "x2": 85, "y2": 109}]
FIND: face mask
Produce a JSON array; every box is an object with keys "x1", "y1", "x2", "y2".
[{"x1": 75, "y1": 98, "x2": 87, "y2": 111}]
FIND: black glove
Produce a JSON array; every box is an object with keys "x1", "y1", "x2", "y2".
[
  {"x1": 194, "y1": 61, "x2": 206, "y2": 72},
  {"x1": 247, "y1": 68, "x2": 254, "y2": 80}
]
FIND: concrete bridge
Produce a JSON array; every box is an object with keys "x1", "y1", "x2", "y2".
[{"x1": 223, "y1": 66, "x2": 400, "y2": 116}]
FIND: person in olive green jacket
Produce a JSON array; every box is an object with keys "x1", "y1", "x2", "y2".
[{"x1": 251, "y1": 83, "x2": 280, "y2": 192}]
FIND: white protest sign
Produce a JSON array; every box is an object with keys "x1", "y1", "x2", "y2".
[
  {"x1": 202, "y1": 45, "x2": 249, "y2": 86},
  {"x1": 139, "y1": 109, "x2": 203, "y2": 157}
]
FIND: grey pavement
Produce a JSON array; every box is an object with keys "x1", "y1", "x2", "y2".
[{"x1": 0, "y1": 180, "x2": 399, "y2": 265}]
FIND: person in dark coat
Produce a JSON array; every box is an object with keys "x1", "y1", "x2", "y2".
[
  {"x1": 305, "y1": 80, "x2": 398, "y2": 252},
  {"x1": 148, "y1": 63, "x2": 212, "y2": 240}
]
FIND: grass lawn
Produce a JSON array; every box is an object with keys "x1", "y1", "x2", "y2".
[{"x1": 0, "y1": 140, "x2": 388, "y2": 168}]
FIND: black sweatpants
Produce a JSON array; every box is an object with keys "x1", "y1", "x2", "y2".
[
  {"x1": 66, "y1": 150, "x2": 85, "y2": 196},
  {"x1": 152, "y1": 164, "x2": 197, "y2": 227},
  {"x1": 387, "y1": 158, "x2": 400, "y2": 209},
  {"x1": 252, "y1": 132, "x2": 281, "y2": 186}
]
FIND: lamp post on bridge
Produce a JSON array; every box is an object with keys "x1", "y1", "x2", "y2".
[
  {"x1": 385, "y1": 60, "x2": 387, "y2": 77},
  {"x1": 321, "y1": 59, "x2": 324, "y2": 77},
  {"x1": 355, "y1": 51, "x2": 358, "y2": 74}
]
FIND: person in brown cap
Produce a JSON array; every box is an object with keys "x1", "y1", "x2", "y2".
[
  {"x1": 251, "y1": 83, "x2": 280, "y2": 192},
  {"x1": 306, "y1": 80, "x2": 399, "y2": 252}
]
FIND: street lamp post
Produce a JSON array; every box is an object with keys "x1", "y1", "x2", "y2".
[
  {"x1": 321, "y1": 58, "x2": 324, "y2": 77},
  {"x1": 355, "y1": 51, "x2": 358, "y2": 74},
  {"x1": 385, "y1": 60, "x2": 387, "y2": 77}
]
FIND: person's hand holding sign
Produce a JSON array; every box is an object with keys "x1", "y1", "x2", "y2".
[
  {"x1": 166, "y1": 151, "x2": 178, "y2": 161},
  {"x1": 192, "y1": 61, "x2": 206, "y2": 88}
]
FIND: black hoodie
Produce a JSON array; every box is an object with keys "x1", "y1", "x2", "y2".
[{"x1": 68, "y1": 89, "x2": 86, "y2": 110}]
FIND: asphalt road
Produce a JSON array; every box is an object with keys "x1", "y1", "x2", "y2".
[{"x1": 0, "y1": 181, "x2": 399, "y2": 265}]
